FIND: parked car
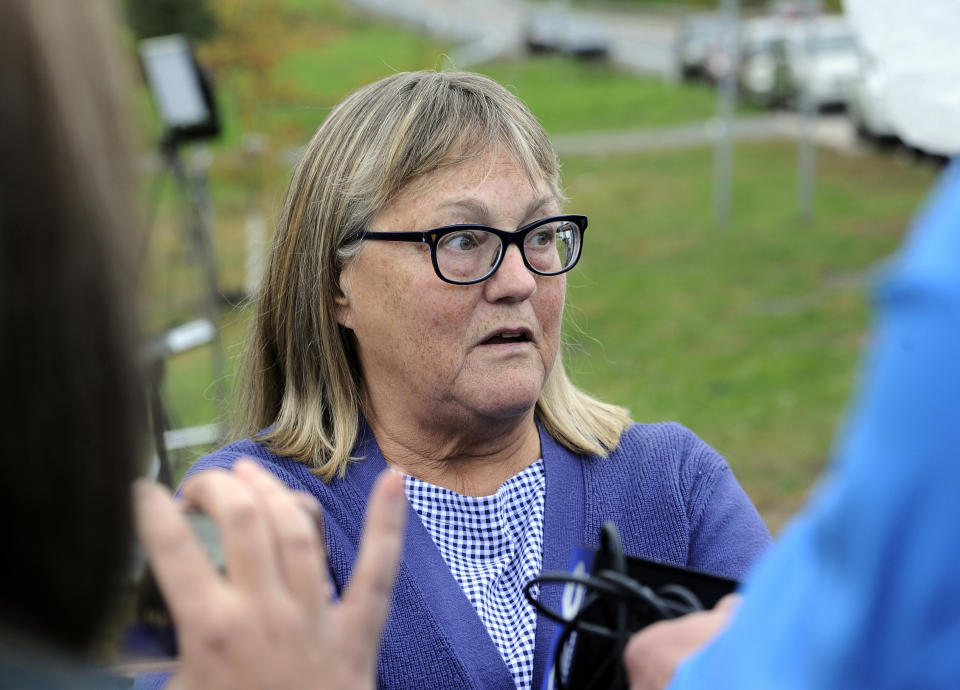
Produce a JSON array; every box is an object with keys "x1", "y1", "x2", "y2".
[
  {"x1": 524, "y1": 10, "x2": 610, "y2": 60},
  {"x1": 705, "y1": 14, "x2": 797, "y2": 87},
  {"x1": 848, "y1": 49, "x2": 899, "y2": 141},
  {"x1": 782, "y1": 16, "x2": 860, "y2": 109},
  {"x1": 674, "y1": 13, "x2": 726, "y2": 80},
  {"x1": 524, "y1": 9, "x2": 567, "y2": 54},
  {"x1": 562, "y1": 19, "x2": 609, "y2": 60},
  {"x1": 737, "y1": 16, "x2": 794, "y2": 106},
  {"x1": 849, "y1": 52, "x2": 959, "y2": 158}
]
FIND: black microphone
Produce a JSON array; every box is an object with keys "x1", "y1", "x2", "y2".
[{"x1": 526, "y1": 522, "x2": 739, "y2": 690}]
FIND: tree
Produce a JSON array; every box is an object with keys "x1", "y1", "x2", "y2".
[
  {"x1": 124, "y1": 0, "x2": 217, "y2": 42},
  {"x1": 198, "y1": 0, "x2": 293, "y2": 136}
]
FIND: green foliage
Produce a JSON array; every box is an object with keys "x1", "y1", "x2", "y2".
[
  {"x1": 123, "y1": 0, "x2": 217, "y2": 41},
  {"x1": 192, "y1": 7, "x2": 451, "y2": 151}
]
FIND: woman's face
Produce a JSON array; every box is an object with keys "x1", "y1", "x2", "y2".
[{"x1": 336, "y1": 145, "x2": 565, "y2": 433}]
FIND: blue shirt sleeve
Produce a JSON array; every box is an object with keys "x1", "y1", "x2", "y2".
[{"x1": 670, "y1": 158, "x2": 960, "y2": 690}]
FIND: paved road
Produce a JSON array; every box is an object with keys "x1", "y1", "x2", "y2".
[
  {"x1": 346, "y1": 0, "x2": 681, "y2": 75},
  {"x1": 573, "y1": 7, "x2": 680, "y2": 77},
  {"x1": 552, "y1": 113, "x2": 862, "y2": 156}
]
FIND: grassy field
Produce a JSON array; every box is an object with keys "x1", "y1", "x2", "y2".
[
  {"x1": 480, "y1": 58, "x2": 724, "y2": 133},
  {"x1": 144, "y1": 0, "x2": 938, "y2": 531},
  {"x1": 559, "y1": 144, "x2": 936, "y2": 526}
]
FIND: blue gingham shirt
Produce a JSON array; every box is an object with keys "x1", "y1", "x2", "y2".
[{"x1": 405, "y1": 459, "x2": 545, "y2": 690}]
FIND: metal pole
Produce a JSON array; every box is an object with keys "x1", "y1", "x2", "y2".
[
  {"x1": 714, "y1": 0, "x2": 740, "y2": 231},
  {"x1": 166, "y1": 142, "x2": 227, "y2": 413},
  {"x1": 797, "y1": 0, "x2": 821, "y2": 225},
  {"x1": 243, "y1": 133, "x2": 267, "y2": 300}
]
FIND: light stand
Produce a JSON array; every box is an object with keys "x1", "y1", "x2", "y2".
[{"x1": 138, "y1": 34, "x2": 225, "y2": 486}]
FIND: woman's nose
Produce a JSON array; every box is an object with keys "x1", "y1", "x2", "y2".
[{"x1": 483, "y1": 244, "x2": 536, "y2": 303}]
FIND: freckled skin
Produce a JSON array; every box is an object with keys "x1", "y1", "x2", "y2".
[{"x1": 335, "y1": 146, "x2": 565, "y2": 494}]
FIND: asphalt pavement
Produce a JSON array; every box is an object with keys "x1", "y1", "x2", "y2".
[
  {"x1": 345, "y1": 0, "x2": 680, "y2": 75},
  {"x1": 552, "y1": 113, "x2": 862, "y2": 156}
]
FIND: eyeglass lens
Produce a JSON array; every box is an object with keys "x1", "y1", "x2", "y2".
[{"x1": 434, "y1": 219, "x2": 581, "y2": 283}]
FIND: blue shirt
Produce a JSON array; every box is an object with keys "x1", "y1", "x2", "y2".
[{"x1": 672, "y1": 159, "x2": 960, "y2": 689}]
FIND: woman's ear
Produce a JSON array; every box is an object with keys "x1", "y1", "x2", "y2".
[{"x1": 334, "y1": 266, "x2": 353, "y2": 330}]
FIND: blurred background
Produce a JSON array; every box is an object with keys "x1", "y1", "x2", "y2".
[{"x1": 128, "y1": 0, "x2": 950, "y2": 533}]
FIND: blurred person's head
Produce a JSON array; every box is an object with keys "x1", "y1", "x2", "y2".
[
  {"x1": 0, "y1": 0, "x2": 142, "y2": 653},
  {"x1": 234, "y1": 70, "x2": 630, "y2": 479}
]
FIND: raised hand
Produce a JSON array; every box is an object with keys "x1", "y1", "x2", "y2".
[{"x1": 134, "y1": 459, "x2": 406, "y2": 690}]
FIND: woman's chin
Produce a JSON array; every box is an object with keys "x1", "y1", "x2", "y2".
[{"x1": 462, "y1": 384, "x2": 543, "y2": 424}]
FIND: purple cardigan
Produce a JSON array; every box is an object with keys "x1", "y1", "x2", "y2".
[{"x1": 169, "y1": 421, "x2": 770, "y2": 689}]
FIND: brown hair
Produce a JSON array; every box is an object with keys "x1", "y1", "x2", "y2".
[
  {"x1": 0, "y1": 0, "x2": 143, "y2": 652},
  {"x1": 233, "y1": 70, "x2": 631, "y2": 480}
]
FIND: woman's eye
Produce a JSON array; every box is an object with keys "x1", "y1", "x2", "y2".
[
  {"x1": 529, "y1": 227, "x2": 556, "y2": 247},
  {"x1": 442, "y1": 232, "x2": 479, "y2": 251}
]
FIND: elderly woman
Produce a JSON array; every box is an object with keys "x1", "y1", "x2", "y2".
[{"x1": 189, "y1": 71, "x2": 771, "y2": 689}]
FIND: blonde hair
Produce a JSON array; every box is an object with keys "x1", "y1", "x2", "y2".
[{"x1": 234, "y1": 70, "x2": 631, "y2": 479}]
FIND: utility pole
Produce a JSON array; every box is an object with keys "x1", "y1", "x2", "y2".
[
  {"x1": 797, "y1": 0, "x2": 821, "y2": 225},
  {"x1": 714, "y1": 0, "x2": 740, "y2": 231}
]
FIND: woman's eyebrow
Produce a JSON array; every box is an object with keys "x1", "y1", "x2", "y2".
[
  {"x1": 436, "y1": 198, "x2": 490, "y2": 221},
  {"x1": 524, "y1": 195, "x2": 558, "y2": 220},
  {"x1": 432, "y1": 195, "x2": 556, "y2": 228}
]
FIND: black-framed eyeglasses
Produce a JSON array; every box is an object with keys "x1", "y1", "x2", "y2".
[{"x1": 359, "y1": 214, "x2": 587, "y2": 285}]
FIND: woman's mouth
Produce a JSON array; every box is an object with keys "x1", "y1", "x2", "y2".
[{"x1": 481, "y1": 329, "x2": 532, "y2": 345}]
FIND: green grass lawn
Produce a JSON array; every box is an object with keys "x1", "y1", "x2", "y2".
[
  {"x1": 559, "y1": 144, "x2": 937, "y2": 528},
  {"x1": 479, "y1": 58, "x2": 725, "y2": 134},
  {"x1": 143, "y1": 0, "x2": 938, "y2": 530}
]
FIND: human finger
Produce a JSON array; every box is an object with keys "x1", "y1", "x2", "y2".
[
  {"x1": 623, "y1": 618, "x2": 683, "y2": 690},
  {"x1": 232, "y1": 458, "x2": 330, "y2": 614},
  {"x1": 292, "y1": 490, "x2": 323, "y2": 521},
  {"x1": 714, "y1": 593, "x2": 742, "y2": 614},
  {"x1": 180, "y1": 468, "x2": 282, "y2": 593},
  {"x1": 623, "y1": 603, "x2": 737, "y2": 690},
  {"x1": 341, "y1": 470, "x2": 407, "y2": 644},
  {"x1": 133, "y1": 479, "x2": 222, "y2": 624}
]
